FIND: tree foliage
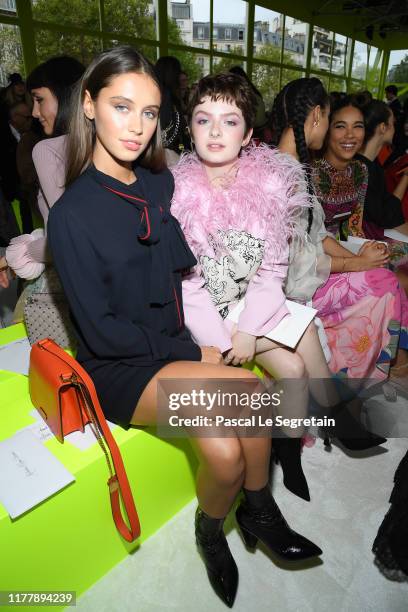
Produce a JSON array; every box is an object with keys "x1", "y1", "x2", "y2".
[
  {"x1": 388, "y1": 54, "x2": 408, "y2": 84},
  {"x1": 167, "y1": 18, "x2": 202, "y2": 82},
  {"x1": 253, "y1": 46, "x2": 302, "y2": 108},
  {"x1": 0, "y1": 24, "x2": 25, "y2": 84},
  {"x1": 33, "y1": 0, "x2": 156, "y2": 65}
]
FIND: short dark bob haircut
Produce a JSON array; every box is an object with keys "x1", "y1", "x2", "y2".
[
  {"x1": 187, "y1": 72, "x2": 257, "y2": 135},
  {"x1": 27, "y1": 56, "x2": 85, "y2": 137}
]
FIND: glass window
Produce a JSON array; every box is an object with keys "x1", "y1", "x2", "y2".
[
  {"x1": 35, "y1": 29, "x2": 101, "y2": 66},
  {"x1": 349, "y1": 79, "x2": 365, "y2": 93},
  {"x1": 284, "y1": 17, "x2": 308, "y2": 68},
  {"x1": 0, "y1": 23, "x2": 23, "y2": 86},
  {"x1": 0, "y1": 0, "x2": 16, "y2": 16},
  {"x1": 168, "y1": 47, "x2": 204, "y2": 81},
  {"x1": 104, "y1": 0, "x2": 156, "y2": 40},
  {"x1": 31, "y1": 0, "x2": 99, "y2": 30},
  {"x1": 332, "y1": 33, "x2": 348, "y2": 75},
  {"x1": 252, "y1": 62, "x2": 280, "y2": 109},
  {"x1": 213, "y1": 0, "x2": 246, "y2": 53},
  {"x1": 311, "y1": 26, "x2": 334, "y2": 72},
  {"x1": 254, "y1": 5, "x2": 282, "y2": 64},
  {"x1": 213, "y1": 53, "x2": 244, "y2": 73},
  {"x1": 169, "y1": 0, "x2": 209, "y2": 48},
  {"x1": 213, "y1": 28, "x2": 218, "y2": 39},
  {"x1": 386, "y1": 50, "x2": 408, "y2": 84},
  {"x1": 352, "y1": 41, "x2": 368, "y2": 80},
  {"x1": 310, "y1": 72, "x2": 329, "y2": 91},
  {"x1": 367, "y1": 46, "x2": 383, "y2": 92},
  {"x1": 281, "y1": 68, "x2": 305, "y2": 88},
  {"x1": 329, "y1": 77, "x2": 347, "y2": 93},
  {"x1": 105, "y1": 39, "x2": 157, "y2": 64}
]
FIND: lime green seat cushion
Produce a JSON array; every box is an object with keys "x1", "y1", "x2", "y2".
[{"x1": 0, "y1": 325, "x2": 197, "y2": 610}]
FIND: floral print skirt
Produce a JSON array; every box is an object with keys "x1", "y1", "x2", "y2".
[{"x1": 312, "y1": 268, "x2": 408, "y2": 379}]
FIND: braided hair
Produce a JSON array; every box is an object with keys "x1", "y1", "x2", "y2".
[{"x1": 270, "y1": 78, "x2": 329, "y2": 233}]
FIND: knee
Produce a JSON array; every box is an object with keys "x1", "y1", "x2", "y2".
[
  {"x1": 283, "y1": 354, "x2": 306, "y2": 379},
  {"x1": 207, "y1": 441, "x2": 245, "y2": 488}
]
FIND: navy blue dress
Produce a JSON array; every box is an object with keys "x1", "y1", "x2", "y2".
[{"x1": 48, "y1": 164, "x2": 201, "y2": 428}]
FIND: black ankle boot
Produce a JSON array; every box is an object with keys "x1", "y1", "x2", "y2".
[
  {"x1": 321, "y1": 400, "x2": 387, "y2": 451},
  {"x1": 236, "y1": 486, "x2": 322, "y2": 561},
  {"x1": 195, "y1": 507, "x2": 238, "y2": 608},
  {"x1": 272, "y1": 437, "x2": 310, "y2": 501}
]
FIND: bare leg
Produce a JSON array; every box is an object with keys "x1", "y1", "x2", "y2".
[
  {"x1": 254, "y1": 322, "x2": 339, "y2": 408},
  {"x1": 131, "y1": 361, "x2": 269, "y2": 518}
]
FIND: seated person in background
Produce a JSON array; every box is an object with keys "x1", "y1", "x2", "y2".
[
  {"x1": 0, "y1": 102, "x2": 23, "y2": 207},
  {"x1": 155, "y1": 56, "x2": 190, "y2": 166},
  {"x1": 385, "y1": 85, "x2": 404, "y2": 146},
  {"x1": 14, "y1": 103, "x2": 43, "y2": 231},
  {"x1": 382, "y1": 114, "x2": 408, "y2": 221},
  {"x1": 356, "y1": 100, "x2": 408, "y2": 246},
  {"x1": 271, "y1": 80, "x2": 408, "y2": 382},
  {"x1": 0, "y1": 73, "x2": 30, "y2": 109},
  {"x1": 0, "y1": 185, "x2": 20, "y2": 250},
  {"x1": 179, "y1": 70, "x2": 190, "y2": 117},
  {"x1": 312, "y1": 96, "x2": 408, "y2": 280},
  {"x1": 0, "y1": 56, "x2": 84, "y2": 319}
]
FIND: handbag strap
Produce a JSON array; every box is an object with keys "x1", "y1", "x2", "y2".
[
  {"x1": 38, "y1": 339, "x2": 141, "y2": 542},
  {"x1": 75, "y1": 381, "x2": 141, "y2": 542}
]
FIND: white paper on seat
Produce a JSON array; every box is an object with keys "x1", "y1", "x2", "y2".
[
  {"x1": 28, "y1": 409, "x2": 117, "y2": 451},
  {"x1": 0, "y1": 337, "x2": 31, "y2": 376},
  {"x1": 0, "y1": 429, "x2": 75, "y2": 518},
  {"x1": 339, "y1": 236, "x2": 388, "y2": 255},
  {"x1": 227, "y1": 299, "x2": 317, "y2": 349}
]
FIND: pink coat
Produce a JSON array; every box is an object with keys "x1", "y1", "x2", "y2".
[
  {"x1": 171, "y1": 145, "x2": 310, "y2": 352},
  {"x1": 5, "y1": 135, "x2": 66, "y2": 279}
]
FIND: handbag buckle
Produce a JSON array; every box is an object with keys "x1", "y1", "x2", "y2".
[
  {"x1": 108, "y1": 476, "x2": 119, "y2": 493},
  {"x1": 60, "y1": 372, "x2": 78, "y2": 384}
]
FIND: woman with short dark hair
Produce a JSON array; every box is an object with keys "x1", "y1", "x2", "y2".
[{"x1": 0, "y1": 56, "x2": 84, "y2": 312}]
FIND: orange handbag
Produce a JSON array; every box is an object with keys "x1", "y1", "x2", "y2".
[{"x1": 29, "y1": 338, "x2": 141, "y2": 542}]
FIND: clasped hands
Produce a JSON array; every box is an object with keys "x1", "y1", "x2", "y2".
[
  {"x1": 357, "y1": 240, "x2": 390, "y2": 268},
  {"x1": 200, "y1": 327, "x2": 256, "y2": 367}
]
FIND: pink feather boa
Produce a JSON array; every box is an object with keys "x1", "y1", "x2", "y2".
[{"x1": 171, "y1": 144, "x2": 310, "y2": 263}]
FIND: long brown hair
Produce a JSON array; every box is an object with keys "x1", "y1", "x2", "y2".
[{"x1": 65, "y1": 46, "x2": 165, "y2": 187}]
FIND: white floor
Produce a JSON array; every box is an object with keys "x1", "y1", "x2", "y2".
[{"x1": 75, "y1": 433, "x2": 408, "y2": 612}]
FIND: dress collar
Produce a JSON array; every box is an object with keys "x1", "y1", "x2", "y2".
[{"x1": 87, "y1": 163, "x2": 146, "y2": 196}]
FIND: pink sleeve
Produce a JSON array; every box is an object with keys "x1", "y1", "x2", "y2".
[
  {"x1": 5, "y1": 230, "x2": 46, "y2": 279},
  {"x1": 26, "y1": 236, "x2": 51, "y2": 263},
  {"x1": 182, "y1": 270, "x2": 233, "y2": 353},
  {"x1": 32, "y1": 138, "x2": 66, "y2": 209},
  {"x1": 237, "y1": 244, "x2": 290, "y2": 337}
]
